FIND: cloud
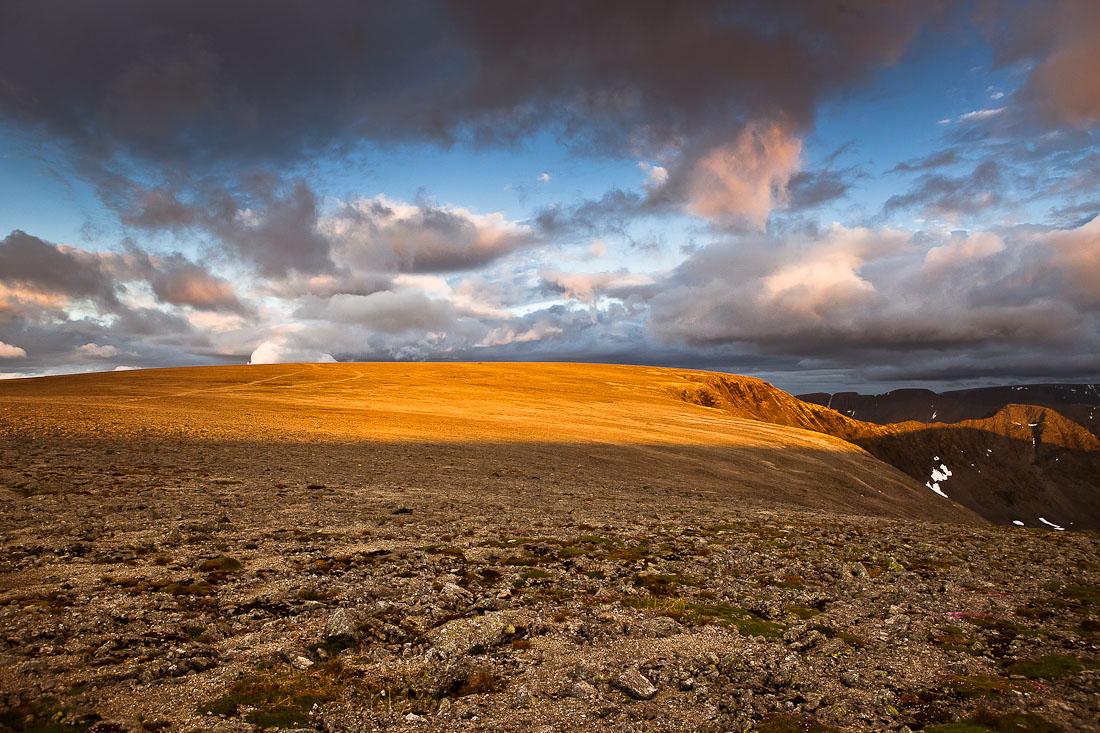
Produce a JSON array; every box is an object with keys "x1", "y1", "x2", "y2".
[
  {"x1": 295, "y1": 290, "x2": 457, "y2": 334},
  {"x1": 325, "y1": 196, "x2": 535, "y2": 273},
  {"x1": 645, "y1": 218, "x2": 1100, "y2": 369},
  {"x1": 637, "y1": 162, "x2": 668, "y2": 187},
  {"x1": 957, "y1": 107, "x2": 1005, "y2": 123},
  {"x1": 0, "y1": 0, "x2": 948, "y2": 225},
  {"x1": 786, "y1": 168, "x2": 856, "y2": 211},
  {"x1": 0, "y1": 230, "x2": 119, "y2": 308},
  {"x1": 249, "y1": 336, "x2": 336, "y2": 365},
  {"x1": 883, "y1": 160, "x2": 1005, "y2": 220},
  {"x1": 686, "y1": 122, "x2": 802, "y2": 229},
  {"x1": 537, "y1": 173, "x2": 551, "y2": 183},
  {"x1": 1037, "y1": 214, "x2": 1100, "y2": 306},
  {"x1": 923, "y1": 230, "x2": 1005, "y2": 271},
  {"x1": 988, "y1": 0, "x2": 1100, "y2": 127},
  {"x1": 0, "y1": 341, "x2": 26, "y2": 358},
  {"x1": 76, "y1": 343, "x2": 120, "y2": 358},
  {"x1": 540, "y1": 270, "x2": 654, "y2": 304},
  {"x1": 889, "y1": 149, "x2": 959, "y2": 173}
]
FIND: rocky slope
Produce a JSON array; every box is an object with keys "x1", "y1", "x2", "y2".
[
  {"x1": 676, "y1": 374, "x2": 1100, "y2": 532},
  {"x1": 0, "y1": 432, "x2": 1098, "y2": 733}
]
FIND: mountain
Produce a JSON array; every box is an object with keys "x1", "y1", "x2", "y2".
[
  {"x1": 799, "y1": 383, "x2": 1100, "y2": 439},
  {"x1": 677, "y1": 374, "x2": 1100, "y2": 531},
  {"x1": 0, "y1": 363, "x2": 977, "y2": 526}
]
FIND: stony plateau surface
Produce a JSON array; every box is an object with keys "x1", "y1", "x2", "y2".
[{"x1": 0, "y1": 364, "x2": 1096, "y2": 732}]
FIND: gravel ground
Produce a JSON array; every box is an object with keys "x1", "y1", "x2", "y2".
[{"x1": 1, "y1": 434, "x2": 1098, "y2": 733}]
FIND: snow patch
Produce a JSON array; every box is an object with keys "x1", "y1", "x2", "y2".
[
  {"x1": 1012, "y1": 520, "x2": 1025, "y2": 526},
  {"x1": 1038, "y1": 517, "x2": 1065, "y2": 531},
  {"x1": 925, "y1": 461, "x2": 953, "y2": 498}
]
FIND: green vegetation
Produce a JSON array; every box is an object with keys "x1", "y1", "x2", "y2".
[
  {"x1": 929, "y1": 626, "x2": 978, "y2": 654},
  {"x1": 0, "y1": 697, "x2": 83, "y2": 733},
  {"x1": 199, "y1": 662, "x2": 352, "y2": 727},
  {"x1": 809, "y1": 623, "x2": 865, "y2": 648},
  {"x1": 198, "y1": 555, "x2": 242, "y2": 572},
  {"x1": 784, "y1": 603, "x2": 821, "y2": 620},
  {"x1": 923, "y1": 707, "x2": 1061, "y2": 732},
  {"x1": 1004, "y1": 654, "x2": 1100, "y2": 680},
  {"x1": 942, "y1": 675, "x2": 1042, "y2": 698},
  {"x1": 632, "y1": 573, "x2": 704, "y2": 596},
  {"x1": 622, "y1": 597, "x2": 785, "y2": 636},
  {"x1": 757, "y1": 713, "x2": 840, "y2": 732}
]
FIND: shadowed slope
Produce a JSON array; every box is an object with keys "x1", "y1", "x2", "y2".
[
  {"x1": 676, "y1": 373, "x2": 1100, "y2": 530},
  {"x1": 0, "y1": 362, "x2": 980, "y2": 525}
]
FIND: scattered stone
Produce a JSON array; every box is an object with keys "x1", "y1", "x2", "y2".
[
  {"x1": 615, "y1": 668, "x2": 658, "y2": 700},
  {"x1": 324, "y1": 608, "x2": 360, "y2": 643}
]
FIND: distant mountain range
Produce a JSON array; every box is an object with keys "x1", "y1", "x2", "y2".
[{"x1": 798, "y1": 384, "x2": 1100, "y2": 439}]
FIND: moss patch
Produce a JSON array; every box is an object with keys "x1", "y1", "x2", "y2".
[
  {"x1": 757, "y1": 713, "x2": 840, "y2": 732},
  {"x1": 622, "y1": 597, "x2": 784, "y2": 636},
  {"x1": 1004, "y1": 654, "x2": 1100, "y2": 680},
  {"x1": 942, "y1": 675, "x2": 1044, "y2": 699},
  {"x1": 198, "y1": 661, "x2": 351, "y2": 727},
  {"x1": 923, "y1": 707, "x2": 1061, "y2": 732}
]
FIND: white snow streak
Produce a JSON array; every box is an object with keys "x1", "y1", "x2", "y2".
[
  {"x1": 925, "y1": 461, "x2": 953, "y2": 498},
  {"x1": 1038, "y1": 517, "x2": 1065, "y2": 531}
]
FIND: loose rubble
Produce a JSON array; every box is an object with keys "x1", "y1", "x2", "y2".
[{"x1": 1, "y1": 435, "x2": 1098, "y2": 732}]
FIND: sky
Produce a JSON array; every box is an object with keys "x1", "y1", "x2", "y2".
[{"x1": 1, "y1": 0, "x2": 1098, "y2": 394}]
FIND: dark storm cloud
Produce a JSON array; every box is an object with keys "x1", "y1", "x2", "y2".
[
  {"x1": 116, "y1": 177, "x2": 335, "y2": 277},
  {"x1": 984, "y1": 0, "x2": 1100, "y2": 128},
  {"x1": 0, "y1": 0, "x2": 450, "y2": 167},
  {"x1": 0, "y1": 0, "x2": 950, "y2": 180},
  {"x1": 147, "y1": 255, "x2": 250, "y2": 314},
  {"x1": 0, "y1": 230, "x2": 247, "y2": 367},
  {"x1": 0, "y1": 230, "x2": 119, "y2": 307}
]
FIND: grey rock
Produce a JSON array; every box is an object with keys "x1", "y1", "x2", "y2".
[
  {"x1": 615, "y1": 668, "x2": 658, "y2": 700},
  {"x1": 427, "y1": 612, "x2": 515, "y2": 659},
  {"x1": 324, "y1": 608, "x2": 360, "y2": 642},
  {"x1": 570, "y1": 680, "x2": 598, "y2": 699}
]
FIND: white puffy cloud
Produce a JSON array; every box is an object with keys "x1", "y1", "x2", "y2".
[
  {"x1": 77, "y1": 343, "x2": 120, "y2": 358},
  {"x1": 248, "y1": 336, "x2": 336, "y2": 365}
]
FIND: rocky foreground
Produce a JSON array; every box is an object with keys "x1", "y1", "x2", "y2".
[{"x1": 1, "y1": 435, "x2": 1098, "y2": 733}]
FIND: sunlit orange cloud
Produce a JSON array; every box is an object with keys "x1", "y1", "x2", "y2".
[{"x1": 687, "y1": 121, "x2": 802, "y2": 229}]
